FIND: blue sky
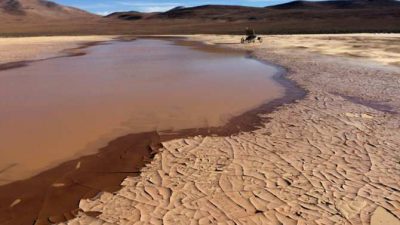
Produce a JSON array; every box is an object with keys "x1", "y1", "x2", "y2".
[{"x1": 53, "y1": 0, "x2": 294, "y2": 15}]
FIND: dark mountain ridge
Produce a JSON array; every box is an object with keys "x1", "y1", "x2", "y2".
[
  {"x1": 1, "y1": 0, "x2": 399, "y2": 36},
  {"x1": 271, "y1": 0, "x2": 400, "y2": 9},
  {"x1": 107, "y1": 0, "x2": 400, "y2": 21}
]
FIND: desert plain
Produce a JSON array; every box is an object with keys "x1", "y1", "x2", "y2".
[{"x1": 0, "y1": 34, "x2": 400, "y2": 225}]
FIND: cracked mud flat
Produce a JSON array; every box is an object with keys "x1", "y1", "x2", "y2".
[
  {"x1": 0, "y1": 37, "x2": 288, "y2": 225},
  {"x1": 60, "y1": 34, "x2": 399, "y2": 224}
]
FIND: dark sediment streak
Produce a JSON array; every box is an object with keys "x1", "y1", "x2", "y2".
[
  {"x1": 0, "y1": 37, "x2": 306, "y2": 225},
  {"x1": 0, "y1": 41, "x2": 111, "y2": 72},
  {"x1": 335, "y1": 93, "x2": 397, "y2": 114}
]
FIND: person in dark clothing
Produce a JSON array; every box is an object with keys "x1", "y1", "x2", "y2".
[
  {"x1": 241, "y1": 27, "x2": 263, "y2": 44},
  {"x1": 245, "y1": 27, "x2": 256, "y2": 41}
]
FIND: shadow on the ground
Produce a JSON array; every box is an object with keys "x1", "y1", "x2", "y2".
[{"x1": 215, "y1": 42, "x2": 242, "y2": 45}]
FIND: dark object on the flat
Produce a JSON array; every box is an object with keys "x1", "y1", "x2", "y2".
[{"x1": 241, "y1": 28, "x2": 263, "y2": 44}]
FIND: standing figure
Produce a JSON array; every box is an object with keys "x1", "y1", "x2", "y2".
[
  {"x1": 241, "y1": 27, "x2": 262, "y2": 43},
  {"x1": 245, "y1": 27, "x2": 256, "y2": 41}
]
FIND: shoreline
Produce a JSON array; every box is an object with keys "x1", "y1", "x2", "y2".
[
  {"x1": 0, "y1": 37, "x2": 305, "y2": 225},
  {"x1": 0, "y1": 41, "x2": 112, "y2": 72},
  {"x1": 62, "y1": 35, "x2": 400, "y2": 225}
]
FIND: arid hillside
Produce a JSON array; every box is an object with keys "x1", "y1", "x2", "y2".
[
  {"x1": 0, "y1": 0, "x2": 107, "y2": 35},
  {"x1": 0, "y1": 1, "x2": 400, "y2": 47},
  {"x1": 104, "y1": 0, "x2": 400, "y2": 34},
  {"x1": 0, "y1": 0, "x2": 95, "y2": 20}
]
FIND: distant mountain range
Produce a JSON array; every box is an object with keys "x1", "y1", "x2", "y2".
[
  {"x1": 106, "y1": 0, "x2": 400, "y2": 21},
  {"x1": 0, "y1": 0, "x2": 399, "y2": 35},
  {"x1": 271, "y1": 0, "x2": 400, "y2": 9},
  {"x1": 0, "y1": 0, "x2": 95, "y2": 20},
  {"x1": 105, "y1": 11, "x2": 156, "y2": 20}
]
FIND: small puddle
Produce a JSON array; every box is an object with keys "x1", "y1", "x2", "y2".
[{"x1": 0, "y1": 39, "x2": 285, "y2": 185}]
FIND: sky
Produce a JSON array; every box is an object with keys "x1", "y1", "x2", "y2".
[{"x1": 52, "y1": 0, "x2": 294, "y2": 15}]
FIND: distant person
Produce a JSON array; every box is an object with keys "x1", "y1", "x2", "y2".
[
  {"x1": 245, "y1": 27, "x2": 256, "y2": 41},
  {"x1": 241, "y1": 27, "x2": 263, "y2": 44}
]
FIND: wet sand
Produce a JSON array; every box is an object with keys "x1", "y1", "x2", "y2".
[
  {"x1": 0, "y1": 37, "x2": 294, "y2": 225},
  {"x1": 64, "y1": 34, "x2": 400, "y2": 225}
]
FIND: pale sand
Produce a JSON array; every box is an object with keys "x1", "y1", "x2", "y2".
[
  {"x1": 6, "y1": 34, "x2": 399, "y2": 225},
  {"x1": 0, "y1": 36, "x2": 115, "y2": 64},
  {"x1": 61, "y1": 34, "x2": 400, "y2": 225},
  {"x1": 190, "y1": 34, "x2": 400, "y2": 67},
  {"x1": 371, "y1": 207, "x2": 400, "y2": 225}
]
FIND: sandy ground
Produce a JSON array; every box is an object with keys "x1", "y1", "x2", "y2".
[
  {"x1": 0, "y1": 36, "x2": 290, "y2": 225},
  {"x1": 0, "y1": 34, "x2": 399, "y2": 225},
  {"x1": 57, "y1": 34, "x2": 400, "y2": 225},
  {"x1": 192, "y1": 34, "x2": 400, "y2": 67},
  {"x1": 0, "y1": 36, "x2": 115, "y2": 64}
]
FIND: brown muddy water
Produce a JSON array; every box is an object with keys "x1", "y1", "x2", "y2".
[{"x1": 0, "y1": 39, "x2": 284, "y2": 185}]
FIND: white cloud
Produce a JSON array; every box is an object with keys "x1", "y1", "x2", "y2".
[
  {"x1": 140, "y1": 6, "x2": 176, "y2": 12},
  {"x1": 95, "y1": 11, "x2": 112, "y2": 15},
  {"x1": 75, "y1": 1, "x2": 180, "y2": 13}
]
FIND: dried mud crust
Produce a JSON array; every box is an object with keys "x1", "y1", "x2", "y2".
[
  {"x1": 0, "y1": 37, "x2": 301, "y2": 225},
  {"x1": 62, "y1": 37, "x2": 400, "y2": 225}
]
